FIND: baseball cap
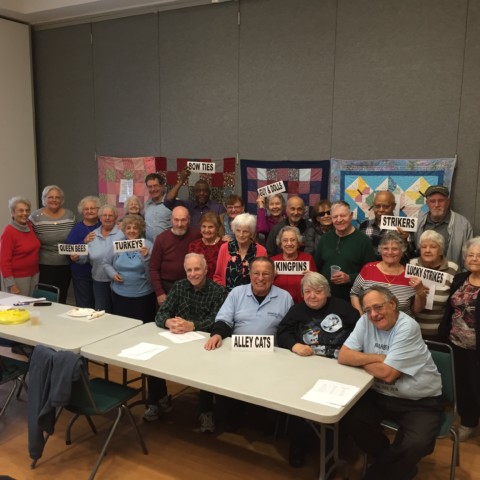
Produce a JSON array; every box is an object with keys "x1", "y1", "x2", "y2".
[{"x1": 425, "y1": 185, "x2": 449, "y2": 197}]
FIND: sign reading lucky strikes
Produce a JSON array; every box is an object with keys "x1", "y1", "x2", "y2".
[
  {"x1": 405, "y1": 263, "x2": 447, "y2": 286},
  {"x1": 380, "y1": 215, "x2": 418, "y2": 232},
  {"x1": 113, "y1": 238, "x2": 146, "y2": 253},
  {"x1": 187, "y1": 161, "x2": 215, "y2": 173},
  {"x1": 257, "y1": 180, "x2": 286, "y2": 197},
  {"x1": 58, "y1": 244, "x2": 88, "y2": 255}
]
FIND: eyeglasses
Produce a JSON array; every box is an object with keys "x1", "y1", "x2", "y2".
[
  {"x1": 362, "y1": 302, "x2": 388, "y2": 315},
  {"x1": 227, "y1": 204, "x2": 243, "y2": 210},
  {"x1": 467, "y1": 253, "x2": 480, "y2": 260},
  {"x1": 316, "y1": 210, "x2": 330, "y2": 217}
]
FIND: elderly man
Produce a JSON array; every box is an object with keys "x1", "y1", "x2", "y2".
[
  {"x1": 359, "y1": 190, "x2": 414, "y2": 260},
  {"x1": 414, "y1": 185, "x2": 472, "y2": 268},
  {"x1": 164, "y1": 168, "x2": 225, "y2": 227},
  {"x1": 149, "y1": 206, "x2": 200, "y2": 305},
  {"x1": 315, "y1": 201, "x2": 376, "y2": 301},
  {"x1": 144, "y1": 173, "x2": 172, "y2": 243},
  {"x1": 338, "y1": 286, "x2": 442, "y2": 480},
  {"x1": 144, "y1": 253, "x2": 227, "y2": 431},
  {"x1": 267, "y1": 196, "x2": 309, "y2": 256}
]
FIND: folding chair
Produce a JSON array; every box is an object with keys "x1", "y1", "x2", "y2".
[
  {"x1": 0, "y1": 355, "x2": 28, "y2": 419},
  {"x1": 32, "y1": 283, "x2": 60, "y2": 303}
]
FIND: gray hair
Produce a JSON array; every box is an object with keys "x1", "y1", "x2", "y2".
[
  {"x1": 301, "y1": 272, "x2": 331, "y2": 297},
  {"x1": 8, "y1": 196, "x2": 31, "y2": 215},
  {"x1": 358, "y1": 285, "x2": 399, "y2": 311},
  {"x1": 231, "y1": 212, "x2": 257, "y2": 237},
  {"x1": 41, "y1": 185, "x2": 65, "y2": 207},
  {"x1": 77, "y1": 195, "x2": 101, "y2": 215},
  {"x1": 99, "y1": 204, "x2": 118, "y2": 219},
  {"x1": 379, "y1": 231, "x2": 406, "y2": 254},
  {"x1": 276, "y1": 226, "x2": 302, "y2": 248},
  {"x1": 124, "y1": 195, "x2": 142, "y2": 214},
  {"x1": 419, "y1": 230, "x2": 445, "y2": 256},
  {"x1": 266, "y1": 193, "x2": 286, "y2": 210},
  {"x1": 463, "y1": 236, "x2": 480, "y2": 259},
  {"x1": 184, "y1": 252, "x2": 207, "y2": 270},
  {"x1": 330, "y1": 200, "x2": 351, "y2": 214},
  {"x1": 120, "y1": 214, "x2": 146, "y2": 235}
]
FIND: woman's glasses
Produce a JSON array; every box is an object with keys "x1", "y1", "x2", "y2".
[{"x1": 316, "y1": 211, "x2": 330, "y2": 217}]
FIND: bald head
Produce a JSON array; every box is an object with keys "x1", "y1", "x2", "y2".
[
  {"x1": 372, "y1": 191, "x2": 396, "y2": 224},
  {"x1": 286, "y1": 196, "x2": 305, "y2": 226},
  {"x1": 171, "y1": 206, "x2": 190, "y2": 236}
]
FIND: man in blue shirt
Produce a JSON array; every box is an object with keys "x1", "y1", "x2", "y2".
[{"x1": 144, "y1": 173, "x2": 172, "y2": 243}]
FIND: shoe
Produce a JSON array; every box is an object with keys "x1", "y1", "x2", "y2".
[
  {"x1": 143, "y1": 404, "x2": 160, "y2": 422},
  {"x1": 199, "y1": 411, "x2": 215, "y2": 433},
  {"x1": 159, "y1": 395, "x2": 173, "y2": 414},
  {"x1": 288, "y1": 443, "x2": 305, "y2": 468},
  {"x1": 458, "y1": 425, "x2": 476, "y2": 442}
]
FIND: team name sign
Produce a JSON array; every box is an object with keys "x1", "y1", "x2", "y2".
[
  {"x1": 113, "y1": 238, "x2": 146, "y2": 253},
  {"x1": 405, "y1": 264, "x2": 447, "y2": 286},
  {"x1": 274, "y1": 260, "x2": 308, "y2": 275},
  {"x1": 58, "y1": 244, "x2": 88, "y2": 255},
  {"x1": 380, "y1": 215, "x2": 418, "y2": 232},
  {"x1": 257, "y1": 180, "x2": 286, "y2": 197},
  {"x1": 187, "y1": 161, "x2": 215, "y2": 173},
  {"x1": 232, "y1": 335, "x2": 274, "y2": 352}
]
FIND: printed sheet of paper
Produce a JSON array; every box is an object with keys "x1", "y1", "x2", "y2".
[
  {"x1": 159, "y1": 331, "x2": 205, "y2": 344},
  {"x1": 118, "y1": 342, "x2": 167, "y2": 360},
  {"x1": 302, "y1": 379, "x2": 360, "y2": 408},
  {"x1": 0, "y1": 295, "x2": 37, "y2": 306}
]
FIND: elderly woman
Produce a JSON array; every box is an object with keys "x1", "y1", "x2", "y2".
[
  {"x1": 29, "y1": 185, "x2": 75, "y2": 303},
  {"x1": 0, "y1": 197, "x2": 41, "y2": 296},
  {"x1": 409, "y1": 230, "x2": 459, "y2": 338},
  {"x1": 66, "y1": 196, "x2": 101, "y2": 308},
  {"x1": 188, "y1": 212, "x2": 225, "y2": 279},
  {"x1": 277, "y1": 272, "x2": 358, "y2": 467},
  {"x1": 214, "y1": 212, "x2": 267, "y2": 291},
  {"x1": 105, "y1": 215, "x2": 156, "y2": 322},
  {"x1": 72, "y1": 204, "x2": 124, "y2": 312},
  {"x1": 304, "y1": 200, "x2": 333, "y2": 255},
  {"x1": 350, "y1": 231, "x2": 426, "y2": 317},
  {"x1": 256, "y1": 193, "x2": 286, "y2": 240},
  {"x1": 271, "y1": 226, "x2": 316, "y2": 303},
  {"x1": 439, "y1": 237, "x2": 480, "y2": 442},
  {"x1": 124, "y1": 195, "x2": 142, "y2": 216},
  {"x1": 220, "y1": 194, "x2": 245, "y2": 242}
]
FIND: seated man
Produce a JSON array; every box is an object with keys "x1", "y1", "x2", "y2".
[
  {"x1": 338, "y1": 286, "x2": 442, "y2": 480},
  {"x1": 144, "y1": 253, "x2": 227, "y2": 432}
]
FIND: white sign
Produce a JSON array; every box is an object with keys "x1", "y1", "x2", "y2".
[
  {"x1": 257, "y1": 180, "x2": 286, "y2": 197},
  {"x1": 405, "y1": 263, "x2": 447, "y2": 286},
  {"x1": 231, "y1": 335, "x2": 274, "y2": 352},
  {"x1": 274, "y1": 260, "x2": 309, "y2": 275},
  {"x1": 58, "y1": 244, "x2": 88, "y2": 255},
  {"x1": 380, "y1": 215, "x2": 418, "y2": 232},
  {"x1": 113, "y1": 238, "x2": 146, "y2": 253},
  {"x1": 187, "y1": 161, "x2": 215, "y2": 173},
  {"x1": 119, "y1": 178, "x2": 134, "y2": 203}
]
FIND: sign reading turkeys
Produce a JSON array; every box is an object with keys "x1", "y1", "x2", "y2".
[
  {"x1": 113, "y1": 238, "x2": 146, "y2": 253},
  {"x1": 187, "y1": 161, "x2": 215, "y2": 173},
  {"x1": 58, "y1": 244, "x2": 88, "y2": 255},
  {"x1": 257, "y1": 180, "x2": 286, "y2": 197},
  {"x1": 274, "y1": 260, "x2": 309, "y2": 275},
  {"x1": 232, "y1": 335, "x2": 274, "y2": 352},
  {"x1": 380, "y1": 215, "x2": 418, "y2": 232}
]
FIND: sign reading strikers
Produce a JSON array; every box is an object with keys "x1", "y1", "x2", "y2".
[
  {"x1": 380, "y1": 215, "x2": 418, "y2": 232},
  {"x1": 58, "y1": 244, "x2": 88, "y2": 255},
  {"x1": 257, "y1": 180, "x2": 286, "y2": 197},
  {"x1": 113, "y1": 238, "x2": 146, "y2": 253},
  {"x1": 274, "y1": 260, "x2": 309, "y2": 275},
  {"x1": 187, "y1": 161, "x2": 215, "y2": 173}
]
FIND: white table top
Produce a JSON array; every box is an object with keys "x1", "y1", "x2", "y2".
[
  {"x1": 0, "y1": 293, "x2": 142, "y2": 352},
  {"x1": 81, "y1": 322, "x2": 373, "y2": 424}
]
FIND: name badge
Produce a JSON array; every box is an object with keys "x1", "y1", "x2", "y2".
[
  {"x1": 58, "y1": 244, "x2": 88, "y2": 255},
  {"x1": 232, "y1": 335, "x2": 274, "y2": 352},
  {"x1": 113, "y1": 238, "x2": 146, "y2": 253},
  {"x1": 187, "y1": 161, "x2": 215, "y2": 173},
  {"x1": 257, "y1": 180, "x2": 286, "y2": 197},
  {"x1": 380, "y1": 215, "x2": 418, "y2": 232},
  {"x1": 274, "y1": 260, "x2": 308, "y2": 275}
]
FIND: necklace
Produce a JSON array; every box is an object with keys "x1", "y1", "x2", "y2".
[
  {"x1": 378, "y1": 262, "x2": 403, "y2": 285},
  {"x1": 202, "y1": 237, "x2": 220, "y2": 246}
]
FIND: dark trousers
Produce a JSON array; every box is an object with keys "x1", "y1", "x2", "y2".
[
  {"x1": 39, "y1": 264, "x2": 71, "y2": 304},
  {"x1": 71, "y1": 273, "x2": 95, "y2": 308},
  {"x1": 341, "y1": 390, "x2": 442, "y2": 480},
  {"x1": 451, "y1": 343, "x2": 480, "y2": 427},
  {"x1": 92, "y1": 280, "x2": 113, "y2": 313},
  {"x1": 112, "y1": 291, "x2": 157, "y2": 323}
]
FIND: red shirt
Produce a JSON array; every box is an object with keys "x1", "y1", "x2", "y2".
[{"x1": 188, "y1": 238, "x2": 225, "y2": 279}]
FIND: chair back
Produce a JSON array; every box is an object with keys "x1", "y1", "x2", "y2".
[
  {"x1": 68, "y1": 369, "x2": 101, "y2": 416},
  {"x1": 32, "y1": 283, "x2": 60, "y2": 303}
]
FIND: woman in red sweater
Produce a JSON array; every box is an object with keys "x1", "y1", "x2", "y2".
[{"x1": 0, "y1": 196, "x2": 41, "y2": 296}]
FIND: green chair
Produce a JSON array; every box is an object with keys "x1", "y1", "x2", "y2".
[
  {"x1": 0, "y1": 355, "x2": 28, "y2": 419},
  {"x1": 32, "y1": 283, "x2": 60, "y2": 303}
]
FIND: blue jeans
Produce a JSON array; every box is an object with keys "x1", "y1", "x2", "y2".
[
  {"x1": 92, "y1": 281, "x2": 113, "y2": 313},
  {"x1": 71, "y1": 274, "x2": 95, "y2": 308}
]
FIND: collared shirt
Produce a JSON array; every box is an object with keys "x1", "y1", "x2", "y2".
[
  {"x1": 163, "y1": 197, "x2": 226, "y2": 228},
  {"x1": 144, "y1": 194, "x2": 172, "y2": 243},
  {"x1": 424, "y1": 211, "x2": 451, "y2": 253},
  {"x1": 155, "y1": 278, "x2": 227, "y2": 332}
]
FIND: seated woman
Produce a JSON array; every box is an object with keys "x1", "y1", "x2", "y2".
[
  {"x1": 350, "y1": 231, "x2": 426, "y2": 317},
  {"x1": 277, "y1": 272, "x2": 359, "y2": 467},
  {"x1": 271, "y1": 226, "x2": 316, "y2": 303},
  {"x1": 188, "y1": 212, "x2": 225, "y2": 279},
  {"x1": 256, "y1": 193, "x2": 286, "y2": 241},
  {"x1": 105, "y1": 215, "x2": 156, "y2": 322},
  {"x1": 409, "y1": 230, "x2": 459, "y2": 339},
  {"x1": 219, "y1": 194, "x2": 245, "y2": 242},
  {"x1": 304, "y1": 200, "x2": 333, "y2": 254},
  {"x1": 214, "y1": 213, "x2": 267, "y2": 292}
]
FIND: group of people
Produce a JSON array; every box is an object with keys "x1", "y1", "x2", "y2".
[{"x1": 1, "y1": 172, "x2": 479, "y2": 478}]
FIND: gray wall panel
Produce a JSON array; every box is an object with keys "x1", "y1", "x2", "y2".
[
  {"x1": 93, "y1": 14, "x2": 160, "y2": 156},
  {"x1": 239, "y1": 0, "x2": 336, "y2": 160},
  {"x1": 159, "y1": 4, "x2": 238, "y2": 157},
  {"x1": 33, "y1": 24, "x2": 96, "y2": 212}
]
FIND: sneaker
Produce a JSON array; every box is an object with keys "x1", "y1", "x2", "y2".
[
  {"x1": 159, "y1": 395, "x2": 173, "y2": 414},
  {"x1": 143, "y1": 404, "x2": 160, "y2": 422},
  {"x1": 199, "y1": 412, "x2": 215, "y2": 433},
  {"x1": 458, "y1": 425, "x2": 476, "y2": 442}
]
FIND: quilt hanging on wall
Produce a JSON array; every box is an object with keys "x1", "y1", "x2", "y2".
[
  {"x1": 97, "y1": 155, "x2": 236, "y2": 215},
  {"x1": 240, "y1": 159, "x2": 330, "y2": 215},
  {"x1": 330, "y1": 158, "x2": 457, "y2": 224}
]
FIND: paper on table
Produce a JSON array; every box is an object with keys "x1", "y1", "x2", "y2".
[
  {"x1": 159, "y1": 331, "x2": 204, "y2": 343},
  {"x1": 0, "y1": 294, "x2": 37, "y2": 307},
  {"x1": 302, "y1": 379, "x2": 360, "y2": 408},
  {"x1": 118, "y1": 342, "x2": 168, "y2": 361}
]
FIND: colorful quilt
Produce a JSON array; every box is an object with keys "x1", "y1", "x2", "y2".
[
  {"x1": 240, "y1": 160, "x2": 330, "y2": 215},
  {"x1": 330, "y1": 158, "x2": 457, "y2": 224}
]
